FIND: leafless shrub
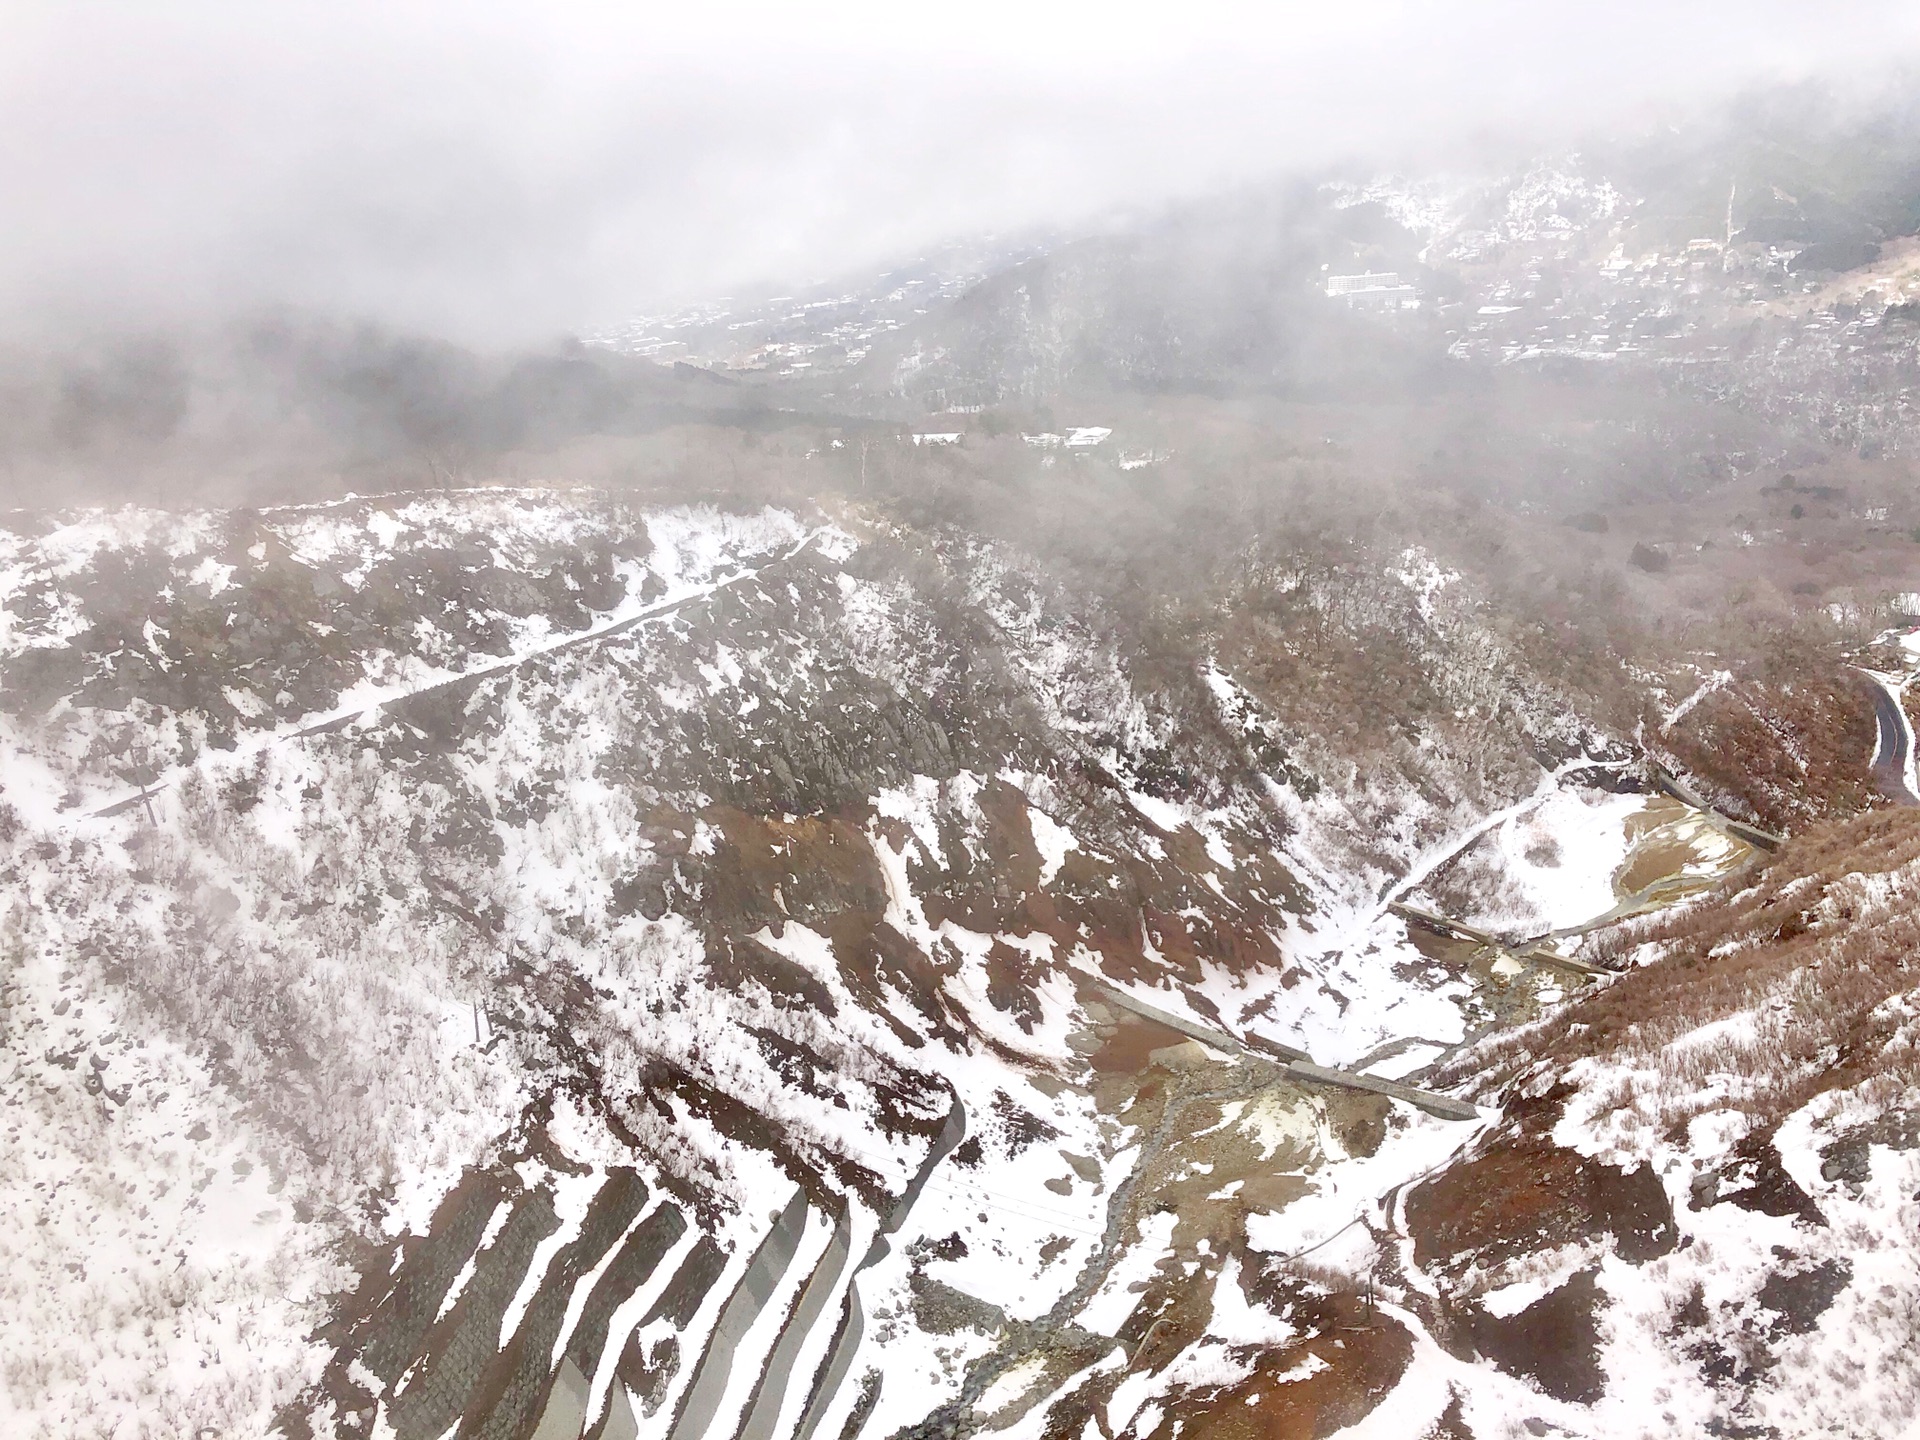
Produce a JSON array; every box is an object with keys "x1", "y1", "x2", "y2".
[{"x1": 1444, "y1": 808, "x2": 1920, "y2": 1138}]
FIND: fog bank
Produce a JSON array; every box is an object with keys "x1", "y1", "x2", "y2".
[{"x1": 4, "y1": 1, "x2": 1917, "y2": 341}]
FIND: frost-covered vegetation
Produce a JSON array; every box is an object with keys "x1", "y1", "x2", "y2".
[
  {"x1": 0, "y1": 488, "x2": 1648, "y2": 1438},
  {"x1": 0, "y1": 463, "x2": 1911, "y2": 1440}
]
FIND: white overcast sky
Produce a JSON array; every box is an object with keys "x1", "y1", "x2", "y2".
[{"x1": 3, "y1": 1, "x2": 1918, "y2": 341}]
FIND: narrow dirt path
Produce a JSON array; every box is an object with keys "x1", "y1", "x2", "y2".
[{"x1": 89, "y1": 529, "x2": 827, "y2": 820}]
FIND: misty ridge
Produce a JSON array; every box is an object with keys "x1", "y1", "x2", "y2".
[
  {"x1": 0, "y1": 318, "x2": 786, "y2": 508},
  {"x1": 3, "y1": 73, "x2": 1917, "y2": 520},
  {"x1": 10, "y1": 70, "x2": 1920, "y2": 696}
]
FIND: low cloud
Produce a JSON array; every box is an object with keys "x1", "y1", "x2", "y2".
[{"x1": 1, "y1": 1, "x2": 1917, "y2": 341}]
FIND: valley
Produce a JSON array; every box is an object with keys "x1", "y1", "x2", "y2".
[
  {"x1": 4, "y1": 472, "x2": 1910, "y2": 1440},
  {"x1": 9, "y1": 79, "x2": 1920, "y2": 1440}
]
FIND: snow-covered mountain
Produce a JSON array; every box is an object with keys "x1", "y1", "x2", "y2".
[{"x1": 5, "y1": 484, "x2": 1910, "y2": 1440}]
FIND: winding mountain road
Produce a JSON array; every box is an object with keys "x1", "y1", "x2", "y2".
[
  {"x1": 1861, "y1": 669, "x2": 1920, "y2": 807},
  {"x1": 88, "y1": 529, "x2": 828, "y2": 821}
]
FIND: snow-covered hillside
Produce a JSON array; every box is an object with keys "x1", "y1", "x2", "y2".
[{"x1": 0, "y1": 488, "x2": 1900, "y2": 1440}]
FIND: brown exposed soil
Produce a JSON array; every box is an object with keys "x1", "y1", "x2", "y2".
[
  {"x1": 684, "y1": 773, "x2": 1309, "y2": 1067},
  {"x1": 1406, "y1": 1121, "x2": 1677, "y2": 1275},
  {"x1": 624, "y1": 1056, "x2": 887, "y2": 1212},
  {"x1": 1755, "y1": 1257, "x2": 1851, "y2": 1337},
  {"x1": 1086, "y1": 1011, "x2": 1201, "y2": 1077},
  {"x1": 1141, "y1": 1298, "x2": 1413, "y2": 1440},
  {"x1": 1370, "y1": 807, "x2": 1920, "y2": 1432},
  {"x1": 1394, "y1": 1110, "x2": 1675, "y2": 1413},
  {"x1": 1423, "y1": 1392, "x2": 1475, "y2": 1439},
  {"x1": 1693, "y1": 1127, "x2": 1825, "y2": 1226},
  {"x1": 1454, "y1": 1268, "x2": 1606, "y2": 1404}
]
